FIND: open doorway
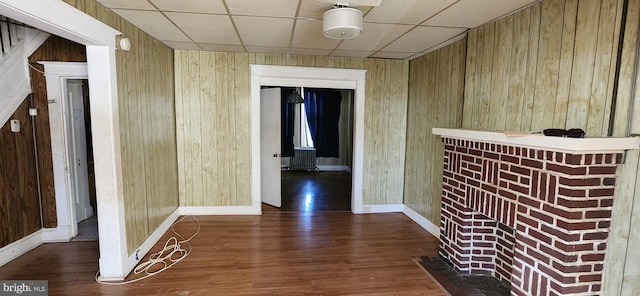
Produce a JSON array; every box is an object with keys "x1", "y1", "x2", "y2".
[
  {"x1": 41, "y1": 62, "x2": 97, "y2": 242},
  {"x1": 252, "y1": 65, "x2": 366, "y2": 214},
  {"x1": 279, "y1": 87, "x2": 354, "y2": 212}
]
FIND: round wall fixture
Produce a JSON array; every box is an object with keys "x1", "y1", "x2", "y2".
[{"x1": 323, "y1": 6, "x2": 363, "y2": 39}]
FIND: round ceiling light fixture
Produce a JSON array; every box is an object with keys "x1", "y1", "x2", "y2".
[{"x1": 323, "y1": 4, "x2": 363, "y2": 39}]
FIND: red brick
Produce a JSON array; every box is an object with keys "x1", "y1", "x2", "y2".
[
  {"x1": 564, "y1": 154, "x2": 583, "y2": 165},
  {"x1": 589, "y1": 188, "x2": 615, "y2": 197},
  {"x1": 522, "y1": 158, "x2": 543, "y2": 169},
  {"x1": 550, "y1": 282, "x2": 589, "y2": 294},
  {"x1": 543, "y1": 204, "x2": 583, "y2": 220},
  {"x1": 589, "y1": 166, "x2": 616, "y2": 175},
  {"x1": 603, "y1": 178, "x2": 616, "y2": 186},
  {"x1": 552, "y1": 261, "x2": 592, "y2": 273},
  {"x1": 558, "y1": 177, "x2": 602, "y2": 187},
  {"x1": 585, "y1": 210, "x2": 612, "y2": 219},
  {"x1": 539, "y1": 264, "x2": 576, "y2": 284},
  {"x1": 518, "y1": 196, "x2": 541, "y2": 208},
  {"x1": 557, "y1": 196, "x2": 599, "y2": 208},
  {"x1": 579, "y1": 274, "x2": 602, "y2": 282},
  {"x1": 501, "y1": 171, "x2": 519, "y2": 182},
  {"x1": 600, "y1": 198, "x2": 614, "y2": 207},
  {"x1": 528, "y1": 228, "x2": 553, "y2": 244},
  {"x1": 469, "y1": 148, "x2": 482, "y2": 156},
  {"x1": 510, "y1": 183, "x2": 529, "y2": 195},
  {"x1": 554, "y1": 241, "x2": 594, "y2": 252},
  {"x1": 583, "y1": 232, "x2": 609, "y2": 241},
  {"x1": 511, "y1": 165, "x2": 531, "y2": 176},
  {"x1": 530, "y1": 209, "x2": 554, "y2": 224},
  {"x1": 485, "y1": 152, "x2": 499, "y2": 160},
  {"x1": 581, "y1": 253, "x2": 605, "y2": 262},
  {"x1": 558, "y1": 186, "x2": 586, "y2": 197},
  {"x1": 556, "y1": 220, "x2": 597, "y2": 231},
  {"x1": 547, "y1": 163, "x2": 587, "y2": 175},
  {"x1": 517, "y1": 215, "x2": 540, "y2": 230}
]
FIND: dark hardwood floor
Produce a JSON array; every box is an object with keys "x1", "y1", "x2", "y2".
[
  {"x1": 280, "y1": 170, "x2": 352, "y2": 212},
  {"x1": 0, "y1": 212, "x2": 444, "y2": 295}
]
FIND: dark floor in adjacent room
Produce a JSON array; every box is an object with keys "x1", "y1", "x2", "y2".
[
  {"x1": 416, "y1": 256, "x2": 511, "y2": 296},
  {"x1": 279, "y1": 170, "x2": 352, "y2": 212}
]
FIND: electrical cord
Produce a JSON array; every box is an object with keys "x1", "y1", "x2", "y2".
[{"x1": 95, "y1": 215, "x2": 200, "y2": 285}]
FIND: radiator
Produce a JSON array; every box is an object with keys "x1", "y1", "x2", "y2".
[{"x1": 289, "y1": 148, "x2": 317, "y2": 171}]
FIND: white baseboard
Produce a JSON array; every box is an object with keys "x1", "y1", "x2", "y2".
[
  {"x1": 359, "y1": 204, "x2": 404, "y2": 213},
  {"x1": 179, "y1": 205, "x2": 261, "y2": 215},
  {"x1": 0, "y1": 230, "x2": 43, "y2": 267},
  {"x1": 114, "y1": 208, "x2": 181, "y2": 282},
  {"x1": 42, "y1": 225, "x2": 72, "y2": 242},
  {"x1": 402, "y1": 205, "x2": 440, "y2": 238}
]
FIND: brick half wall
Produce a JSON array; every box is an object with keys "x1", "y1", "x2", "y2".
[{"x1": 439, "y1": 138, "x2": 621, "y2": 295}]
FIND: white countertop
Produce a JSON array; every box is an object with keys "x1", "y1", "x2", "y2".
[{"x1": 432, "y1": 128, "x2": 640, "y2": 154}]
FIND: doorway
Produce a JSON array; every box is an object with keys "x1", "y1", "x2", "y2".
[
  {"x1": 251, "y1": 65, "x2": 367, "y2": 214},
  {"x1": 41, "y1": 62, "x2": 96, "y2": 241},
  {"x1": 277, "y1": 87, "x2": 354, "y2": 212}
]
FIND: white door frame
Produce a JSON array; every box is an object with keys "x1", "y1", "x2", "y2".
[
  {"x1": 250, "y1": 65, "x2": 367, "y2": 214},
  {"x1": 0, "y1": 0, "x2": 129, "y2": 280},
  {"x1": 40, "y1": 62, "x2": 88, "y2": 241}
]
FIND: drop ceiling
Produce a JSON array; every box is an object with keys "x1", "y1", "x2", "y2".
[{"x1": 95, "y1": 0, "x2": 540, "y2": 60}]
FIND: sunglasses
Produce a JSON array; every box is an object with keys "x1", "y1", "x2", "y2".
[{"x1": 543, "y1": 128, "x2": 585, "y2": 138}]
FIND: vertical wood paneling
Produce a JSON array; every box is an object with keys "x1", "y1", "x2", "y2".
[
  {"x1": 0, "y1": 99, "x2": 40, "y2": 248},
  {"x1": 27, "y1": 35, "x2": 87, "y2": 228},
  {"x1": 68, "y1": 0, "x2": 179, "y2": 252},
  {"x1": 176, "y1": 52, "x2": 408, "y2": 206},
  {"x1": 605, "y1": 0, "x2": 640, "y2": 294},
  {"x1": 404, "y1": 39, "x2": 466, "y2": 223},
  {"x1": 463, "y1": 0, "x2": 622, "y2": 136}
]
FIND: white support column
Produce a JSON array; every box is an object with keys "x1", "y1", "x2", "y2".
[{"x1": 86, "y1": 46, "x2": 127, "y2": 280}]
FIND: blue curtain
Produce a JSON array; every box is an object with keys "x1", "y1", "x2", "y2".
[
  {"x1": 304, "y1": 88, "x2": 342, "y2": 157},
  {"x1": 280, "y1": 87, "x2": 296, "y2": 157}
]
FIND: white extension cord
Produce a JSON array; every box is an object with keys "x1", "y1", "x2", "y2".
[{"x1": 95, "y1": 215, "x2": 200, "y2": 285}]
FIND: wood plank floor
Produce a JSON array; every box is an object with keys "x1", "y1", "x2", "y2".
[
  {"x1": 281, "y1": 171, "x2": 352, "y2": 212},
  {"x1": 0, "y1": 212, "x2": 445, "y2": 295}
]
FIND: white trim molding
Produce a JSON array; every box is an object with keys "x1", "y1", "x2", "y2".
[
  {"x1": 360, "y1": 204, "x2": 404, "y2": 213},
  {"x1": 0, "y1": 230, "x2": 43, "y2": 267},
  {"x1": 40, "y1": 62, "x2": 89, "y2": 242},
  {"x1": 250, "y1": 65, "x2": 367, "y2": 215},
  {"x1": 179, "y1": 206, "x2": 261, "y2": 216},
  {"x1": 114, "y1": 208, "x2": 181, "y2": 282},
  {"x1": 0, "y1": 42, "x2": 30, "y2": 128},
  {"x1": 402, "y1": 205, "x2": 440, "y2": 238}
]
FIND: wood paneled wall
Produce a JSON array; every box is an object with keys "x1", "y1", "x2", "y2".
[
  {"x1": 64, "y1": 0, "x2": 179, "y2": 252},
  {"x1": 603, "y1": 0, "x2": 640, "y2": 294},
  {"x1": 462, "y1": 0, "x2": 624, "y2": 135},
  {"x1": 175, "y1": 51, "x2": 408, "y2": 206},
  {"x1": 29, "y1": 35, "x2": 87, "y2": 228},
  {"x1": 0, "y1": 99, "x2": 40, "y2": 248},
  {"x1": 403, "y1": 39, "x2": 466, "y2": 224}
]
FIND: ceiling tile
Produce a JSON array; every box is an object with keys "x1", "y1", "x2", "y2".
[
  {"x1": 381, "y1": 25, "x2": 466, "y2": 52},
  {"x1": 291, "y1": 19, "x2": 341, "y2": 49},
  {"x1": 330, "y1": 50, "x2": 375, "y2": 58},
  {"x1": 199, "y1": 43, "x2": 246, "y2": 52},
  {"x1": 364, "y1": 0, "x2": 457, "y2": 25},
  {"x1": 226, "y1": 0, "x2": 299, "y2": 17},
  {"x1": 298, "y1": 0, "x2": 333, "y2": 19},
  {"x1": 162, "y1": 41, "x2": 201, "y2": 50},
  {"x1": 424, "y1": 0, "x2": 539, "y2": 28},
  {"x1": 288, "y1": 48, "x2": 333, "y2": 56},
  {"x1": 234, "y1": 16, "x2": 293, "y2": 47},
  {"x1": 166, "y1": 12, "x2": 240, "y2": 44},
  {"x1": 150, "y1": 0, "x2": 227, "y2": 14},
  {"x1": 337, "y1": 23, "x2": 413, "y2": 51},
  {"x1": 95, "y1": 0, "x2": 155, "y2": 10},
  {"x1": 370, "y1": 51, "x2": 417, "y2": 60},
  {"x1": 111, "y1": 9, "x2": 191, "y2": 42},
  {"x1": 244, "y1": 46, "x2": 290, "y2": 54}
]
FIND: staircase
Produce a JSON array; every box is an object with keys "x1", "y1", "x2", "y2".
[{"x1": 0, "y1": 15, "x2": 49, "y2": 127}]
